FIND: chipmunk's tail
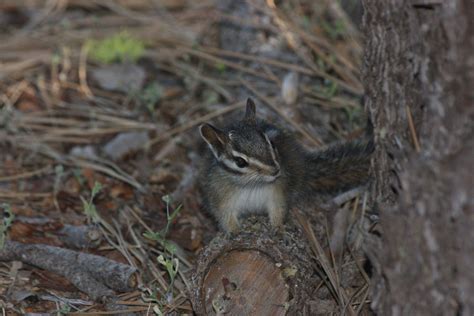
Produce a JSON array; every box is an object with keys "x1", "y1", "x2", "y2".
[{"x1": 305, "y1": 139, "x2": 375, "y2": 194}]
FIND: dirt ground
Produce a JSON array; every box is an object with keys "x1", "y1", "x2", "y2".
[{"x1": 0, "y1": 0, "x2": 371, "y2": 314}]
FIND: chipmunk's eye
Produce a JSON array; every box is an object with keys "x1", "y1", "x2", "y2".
[{"x1": 233, "y1": 157, "x2": 248, "y2": 168}]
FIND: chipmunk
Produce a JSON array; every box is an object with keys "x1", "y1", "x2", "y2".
[{"x1": 199, "y1": 98, "x2": 374, "y2": 233}]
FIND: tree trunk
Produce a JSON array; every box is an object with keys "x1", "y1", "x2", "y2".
[{"x1": 362, "y1": 0, "x2": 473, "y2": 314}]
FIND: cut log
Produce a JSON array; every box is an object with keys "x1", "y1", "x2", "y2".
[{"x1": 190, "y1": 215, "x2": 321, "y2": 315}]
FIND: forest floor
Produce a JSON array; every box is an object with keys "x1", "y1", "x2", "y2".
[{"x1": 0, "y1": 0, "x2": 370, "y2": 314}]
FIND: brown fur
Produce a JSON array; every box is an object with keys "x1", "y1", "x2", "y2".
[{"x1": 199, "y1": 98, "x2": 374, "y2": 232}]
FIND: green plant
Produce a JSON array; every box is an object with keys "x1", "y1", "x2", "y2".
[
  {"x1": 143, "y1": 195, "x2": 182, "y2": 255},
  {"x1": 316, "y1": 54, "x2": 336, "y2": 72},
  {"x1": 215, "y1": 62, "x2": 226, "y2": 73},
  {"x1": 157, "y1": 254, "x2": 179, "y2": 300},
  {"x1": 81, "y1": 181, "x2": 102, "y2": 224},
  {"x1": 323, "y1": 81, "x2": 339, "y2": 98},
  {"x1": 138, "y1": 82, "x2": 163, "y2": 113},
  {"x1": 73, "y1": 168, "x2": 86, "y2": 186},
  {"x1": 321, "y1": 19, "x2": 346, "y2": 40},
  {"x1": 343, "y1": 105, "x2": 363, "y2": 128},
  {"x1": 55, "y1": 303, "x2": 71, "y2": 316},
  {"x1": 86, "y1": 31, "x2": 145, "y2": 64},
  {"x1": 143, "y1": 195, "x2": 183, "y2": 308},
  {"x1": 0, "y1": 204, "x2": 14, "y2": 249}
]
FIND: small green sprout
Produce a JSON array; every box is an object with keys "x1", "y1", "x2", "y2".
[
  {"x1": 86, "y1": 31, "x2": 145, "y2": 64},
  {"x1": 138, "y1": 82, "x2": 163, "y2": 113},
  {"x1": 161, "y1": 195, "x2": 182, "y2": 236},
  {"x1": 323, "y1": 81, "x2": 339, "y2": 99},
  {"x1": 143, "y1": 195, "x2": 182, "y2": 255},
  {"x1": 157, "y1": 255, "x2": 179, "y2": 300},
  {"x1": 73, "y1": 168, "x2": 86, "y2": 186},
  {"x1": 55, "y1": 303, "x2": 71, "y2": 315},
  {"x1": 343, "y1": 105, "x2": 363, "y2": 128},
  {"x1": 321, "y1": 19, "x2": 346, "y2": 39},
  {"x1": 81, "y1": 181, "x2": 102, "y2": 224},
  {"x1": 215, "y1": 62, "x2": 227, "y2": 73},
  {"x1": 143, "y1": 195, "x2": 183, "y2": 305}
]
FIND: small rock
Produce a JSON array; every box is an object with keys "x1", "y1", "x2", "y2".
[
  {"x1": 281, "y1": 71, "x2": 299, "y2": 105},
  {"x1": 70, "y1": 145, "x2": 97, "y2": 159},
  {"x1": 103, "y1": 131, "x2": 149, "y2": 160},
  {"x1": 91, "y1": 63, "x2": 145, "y2": 93},
  {"x1": 10, "y1": 289, "x2": 36, "y2": 303}
]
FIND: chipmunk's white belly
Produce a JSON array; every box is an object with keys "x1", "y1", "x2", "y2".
[{"x1": 225, "y1": 185, "x2": 281, "y2": 215}]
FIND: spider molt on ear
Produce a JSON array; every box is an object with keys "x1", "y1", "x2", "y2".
[{"x1": 244, "y1": 98, "x2": 257, "y2": 124}]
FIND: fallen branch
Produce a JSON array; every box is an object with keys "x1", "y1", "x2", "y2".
[
  {"x1": 0, "y1": 240, "x2": 137, "y2": 302},
  {"x1": 58, "y1": 224, "x2": 102, "y2": 249}
]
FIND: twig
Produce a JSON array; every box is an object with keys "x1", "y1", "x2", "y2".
[
  {"x1": 0, "y1": 165, "x2": 52, "y2": 182},
  {"x1": 146, "y1": 100, "x2": 246, "y2": 148},
  {"x1": 176, "y1": 47, "x2": 275, "y2": 82},
  {"x1": 0, "y1": 191, "x2": 52, "y2": 199},
  {"x1": 406, "y1": 104, "x2": 421, "y2": 152},
  {"x1": 79, "y1": 43, "x2": 93, "y2": 99},
  {"x1": 10, "y1": 141, "x2": 145, "y2": 191},
  {"x1": 239, "y1": 78, "x2": 323, "y2": 146},
  {"x1": 171, "y1": 60, "x2": 234, "y2": 102},
  {"x1": 292, "y1": 208, "x2": 356, "y2": 316},
  {"x1": 70, "y1": 306, "x2": 148, "y2": 315}
]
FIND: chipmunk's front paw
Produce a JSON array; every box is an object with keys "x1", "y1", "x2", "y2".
[{"x1": 221, "y1": 214, "x2": 240, "y2": 235}]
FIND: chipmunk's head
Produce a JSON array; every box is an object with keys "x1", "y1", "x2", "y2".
[{"x1": 199, "y1": 98, "x2": 281, "y2": 184}]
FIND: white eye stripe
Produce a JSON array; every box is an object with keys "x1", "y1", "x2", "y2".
[
  {"x1": 264, "y1": 133, "x2": 280, "y2": 169},
  {"x1": 230, "y1": 149, "x2": 275, "y2": 171},
  {"x1": 230, "y1": 150, "x2": 249, "y2": 162},
  {"x1": 221, "y1": 158, "x2": 247, "y2": 173}
]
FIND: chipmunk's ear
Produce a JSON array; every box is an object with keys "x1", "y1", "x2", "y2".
[
  {"x1": 199, "y1": 123, "x2": 229, "y2": 159},
  {"x1": 244, "y1": 98, "x2": 257, "y2": 124}
]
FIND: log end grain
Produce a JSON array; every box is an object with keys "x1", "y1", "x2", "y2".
[
  {"x1": 202, "y1": 250, "x2": 289, "y2": 315},
  {"x1": 191, "y1": 216, "x2": 320, "y2": 315}
]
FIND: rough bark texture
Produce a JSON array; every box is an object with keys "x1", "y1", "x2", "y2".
[{"x1": 362, "y1": 0, "x2": 473, "y2": 314}]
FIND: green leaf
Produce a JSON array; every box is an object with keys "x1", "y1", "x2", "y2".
[
  {"x1": 91, "y1": 181, "x2": 102, "y2": 198},
  {"x1": 162, "y1": 240, "x2": 177, "y2": 255},
  {"x1": 168, "y1": 204, "x2": 182, "y2": 222}
]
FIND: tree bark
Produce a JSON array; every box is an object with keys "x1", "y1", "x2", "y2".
[{"x1": 362, "y1": 0, "x2": 473, "y2": 314}]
